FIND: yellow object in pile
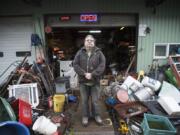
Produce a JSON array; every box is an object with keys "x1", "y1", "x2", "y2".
[
  {"x1": 137, "y1": 70, "x2": 145, "y2": 81},
  {"x1": 118, "y1": 119, "x2": 129, "y2": 134},
  {"x1": 53, "y1": 94, "x2": 65, "y2": 112}
]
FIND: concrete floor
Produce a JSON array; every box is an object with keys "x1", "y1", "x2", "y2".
[{"x1": 70, "y1": 98, "x2": 115, "y2": 135}]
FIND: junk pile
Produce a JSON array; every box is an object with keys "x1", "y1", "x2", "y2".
[
  {"x1": 102, "y1": 68, "x2": 180, "y2": 135},
  {"x1": 0, "y1": 54, "x2": 77, "y2": 135}
]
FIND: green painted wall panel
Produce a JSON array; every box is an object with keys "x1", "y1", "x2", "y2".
[{"x1": 137, "y1": 0, "x2": 180, "y2": 71}]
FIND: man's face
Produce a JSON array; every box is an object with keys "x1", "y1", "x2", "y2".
[{"x1": 84, "y1": 36, "x2": 95, "y2": 51}]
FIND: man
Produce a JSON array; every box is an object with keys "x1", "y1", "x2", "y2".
[{"x1": 73, "y1": 35, "x2": 106, "y2": 126}]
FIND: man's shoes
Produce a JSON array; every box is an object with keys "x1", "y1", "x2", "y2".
[
  {"x1": 95, "y1": 116, "x2": 103, "y2": 125},
  {"x1": 82, "y1": 117, "x2": 88, "y2": 127}
]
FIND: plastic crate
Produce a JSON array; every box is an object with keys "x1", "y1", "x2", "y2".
[{"x1": 141, "y1": 113, "x2": 176, "y2": 135}]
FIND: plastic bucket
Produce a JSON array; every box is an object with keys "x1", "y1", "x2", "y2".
[
  {"x1": 32, "y1": 116, "x2": 57, "y2": 135},
  {"x1": 116, "y1": 89, "x2": 129, "y2": 103},
  {"x1": 53, "y1": 94, "x2": 65, "y2": 112},
  {"x1": 134, "y1": 87, "x2": 154, "y2": 101},
  {"x1": 0, "y1": 121, "x2": 30, "y2": 135},
  {"x1": 141, "y1": 76, "x2": 161, "y2": 92}
]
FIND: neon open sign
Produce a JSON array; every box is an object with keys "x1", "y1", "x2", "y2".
[{"x1": 80, "y1": 14, "x2": 98, "y2": 22}]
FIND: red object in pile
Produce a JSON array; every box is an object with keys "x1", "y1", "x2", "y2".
[
  {"x1": 11, "y1": 99, "x2": 32, "y2": 126},
  {"x1": 53, "y1": 131, "x2": 62, "y2": 135},
  {"x1": 113, "y1": 101, "x2": 148, "y2": 119}
]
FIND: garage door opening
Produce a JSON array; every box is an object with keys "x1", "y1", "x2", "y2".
[{"x1": 46, "y1": 27, "x2": 136, "y2": 77}]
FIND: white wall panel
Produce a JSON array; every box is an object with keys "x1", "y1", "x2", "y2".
[{"x1": 0, "y1": 17, "x2": 33, "y2": 83}]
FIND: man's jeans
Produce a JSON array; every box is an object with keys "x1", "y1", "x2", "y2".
[{"x1": 79, "y1": 83, "x2": 100, "y2": 117}]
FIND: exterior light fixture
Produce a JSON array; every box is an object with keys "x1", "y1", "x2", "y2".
[
  {"x1": 120, "y1": 27, "x2": 125, "y2": 30},
  {"x1": 78, "y1": 30, "x2": 89, "y2": 33},
  {"x1": 78, "y1": 30, "x2": 101, "y2": 33},
  {"x1": 89, "y1": 30, "x2": 101, "y2": 33}
]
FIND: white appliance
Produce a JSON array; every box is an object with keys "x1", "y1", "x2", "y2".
[
  {"x1": 8, "y1": 83, "x2": 39, "y2": 108},
  {"x1": 59, "y1": 60, "x2": 78, "y2": 88}
]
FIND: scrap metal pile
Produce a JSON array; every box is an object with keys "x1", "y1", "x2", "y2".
[
  {"x1": 0, "y1": 55, "x2": 55, "y2": 99},
  {"x1": 0, "y1": 55, "x2": 75, "y2": 135},
  {"x1": 102, "y1": 67, "x2": 180, "y2": 135}
]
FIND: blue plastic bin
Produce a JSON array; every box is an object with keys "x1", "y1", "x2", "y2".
[{"x1": 0, "y1": 121, "x2": 30, "y2": 135}]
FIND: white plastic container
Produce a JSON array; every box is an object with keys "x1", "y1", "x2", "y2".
[
  {"x1": 32, "y1": 116, "x2": 57, "y2": 135},
  {"x1": 134, "y1": 87, "x2": 154, "y2": 101},
  {"x1": 121, "y1": 76, "x2": 143, "y2": 91},
  {"x1": 141, "y1": 76, "x2": 161, "y2": 92},
  {"x1": 158, "y1": 96, "x2": 180, "y2": 115}
]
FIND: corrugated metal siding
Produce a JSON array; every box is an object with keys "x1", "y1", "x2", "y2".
[
  {"x1": 0, "y1": 0, "x2": 144, "y2": 14},
  {"x1": 137, "y1": 0, "x2": 180, "y2": 71},
  {"x1": 0, "y1": 0, "x2": 180, "y2": 72}
]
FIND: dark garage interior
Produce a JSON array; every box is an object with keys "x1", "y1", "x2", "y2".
[{"x1": 46, "y1": 26, "x2": 137, "y2": 76}]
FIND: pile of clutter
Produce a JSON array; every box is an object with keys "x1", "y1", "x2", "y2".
[
  {"x1": 0, "y1": 56, "x2": 76, "y2": 135},
  {"x1": 102, "y1": 73, "x2": 180, "y2": 135},
  {"x1": 0, "y1": 86, "x2": 73, "y2": 135}
]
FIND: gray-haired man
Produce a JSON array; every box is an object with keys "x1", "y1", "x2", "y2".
[{"x1": 73, "y1": 35, "x2": 106, "y2": 126}]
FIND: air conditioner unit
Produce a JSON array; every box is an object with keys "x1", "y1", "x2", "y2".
[{"x1": 8, "y1": 83, "x2": 39, "y2": 108}]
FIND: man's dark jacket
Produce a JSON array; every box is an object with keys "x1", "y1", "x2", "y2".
[{"x1": 73, "y1": 46, "x2": 106, "y2": 84}]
